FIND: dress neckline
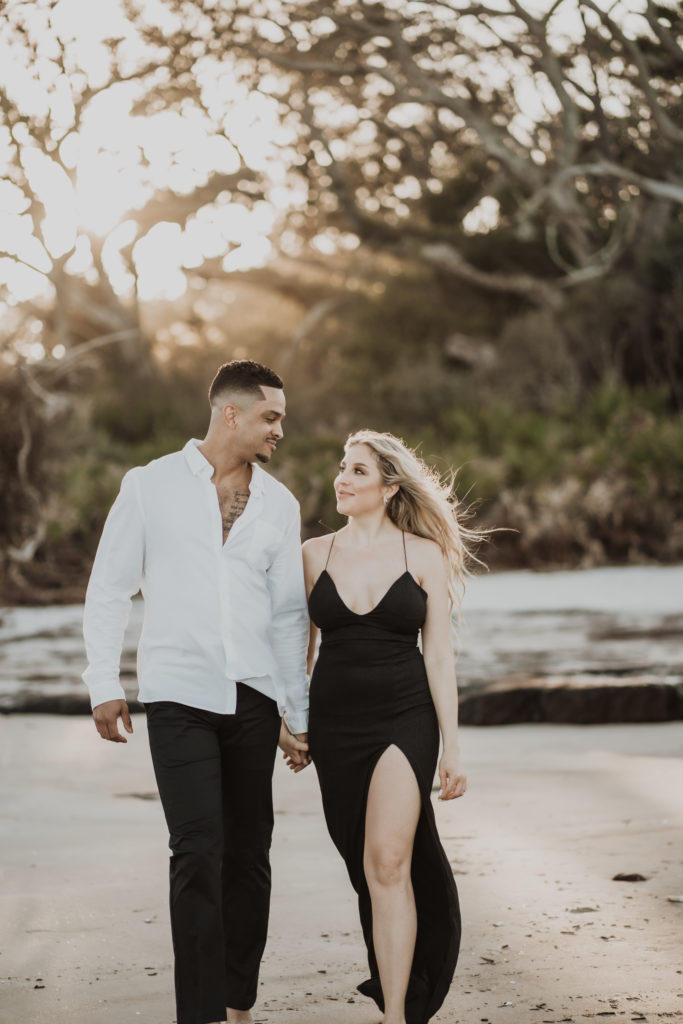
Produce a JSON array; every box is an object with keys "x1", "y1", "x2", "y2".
[{"x1": 318, "y1": 568, "x2": 427, "y2": 618}]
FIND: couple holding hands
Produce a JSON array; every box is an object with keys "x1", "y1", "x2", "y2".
[{"x1": 83, "y1": 359, "x2": 478, "y2": 1024}]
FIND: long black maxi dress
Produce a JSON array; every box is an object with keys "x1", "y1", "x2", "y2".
[{"x1": 307, "y1": 533, "x2": 461, "y2": 1024}]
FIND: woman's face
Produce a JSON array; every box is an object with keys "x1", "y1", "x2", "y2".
[{"x1": 334, "y1": 443, "x2": 389, "y2": 517}]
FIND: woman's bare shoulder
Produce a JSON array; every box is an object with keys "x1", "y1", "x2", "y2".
[
  {"x1": 405, "y1": 532, "x2": 442, "y2": 555},
  {"x1": 405, "y1": 533, "x2": 446, "y2": 571},
  {"x1": 303, "y1": 533, "x2": 335, "y2": 567}
]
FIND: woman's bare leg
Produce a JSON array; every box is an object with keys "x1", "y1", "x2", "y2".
[{"x1": 364, "y1": 745, "x2": 422, "y2": 1024}]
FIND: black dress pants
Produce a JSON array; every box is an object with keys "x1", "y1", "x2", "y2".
[{"x1": 145, "y1": 684, "x2": 281, "y2": 1024}]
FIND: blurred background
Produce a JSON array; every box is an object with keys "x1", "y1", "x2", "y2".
[
  {"x1": 1, "y1": 0, "x2": 681, "y2": 607},
  {"x1": 1, "y1": 10, "x2": 682, "y2": 1021}
]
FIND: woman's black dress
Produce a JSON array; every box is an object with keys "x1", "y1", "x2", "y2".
[{"x1": 308, "y1": 535, "x2": 461, "y2": 1024}]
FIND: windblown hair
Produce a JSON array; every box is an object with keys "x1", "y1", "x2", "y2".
[
  {"x1": 209, "y1": 360, "x2": 283, "y2": 407},
  {"x1": 345, "y1": 429, "x2": 486, "y2": 613}
]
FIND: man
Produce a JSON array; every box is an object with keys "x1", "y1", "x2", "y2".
[{"x1": 83, "y1": 360, "x2": 310, "y2": 1024}]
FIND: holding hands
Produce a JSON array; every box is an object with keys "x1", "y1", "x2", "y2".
[{"x1": 279, "y1": 718, "x2": 310, "y2": 773}]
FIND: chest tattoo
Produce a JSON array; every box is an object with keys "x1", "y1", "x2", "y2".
[{"x1": 219, "y1": 489, "x2": 250, "y2": 542}]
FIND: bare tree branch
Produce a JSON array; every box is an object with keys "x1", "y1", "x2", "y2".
[
  {"x1": 37, "y1": 327, "x2": 141, "y2": 378},
  {"x1": 422, "y1": 242, "x2": 563, "y2": 309},
  {"x1": 580, "y1": 0, "x2": 683, "y2": 145},
  {"x1": 643, "y1": 0, "x2": 683, "y2": 65},
  {"x1": 0, "y1": 251, "x2": 51, "y2": 276}
]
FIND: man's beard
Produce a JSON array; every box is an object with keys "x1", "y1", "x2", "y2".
[{"x1": 255, "y1": 452, "x2": 269, "y2": 464}]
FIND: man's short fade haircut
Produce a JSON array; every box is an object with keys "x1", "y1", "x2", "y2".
[{"x1": 208, "y1": 360, "x2": 284, "y2": 406}]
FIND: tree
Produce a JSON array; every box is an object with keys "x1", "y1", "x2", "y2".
[
  {"x1": 2, "y1": 0, "x2": 682, "y2": 595},
  {"x1": 0, "y1": 0, "x2": 264, "y2": 595},
  {"x1": 139, "y1": 0, "x2": 682, "y2": 389}
]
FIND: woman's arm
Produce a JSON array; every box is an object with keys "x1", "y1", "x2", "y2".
[
  {"x1": 302, "y1": 537, "x2": 324, "y2": 676},
  {"x1": 303, "y1": 536, "x2": 327, "y2": 671},
  {"x1": 418, "y1": 540, "x2": 467, "y2": 801},
  {"x1": 306, "y1": 620, "x2": 320, "y2": 677},
  {"x1": 279, "y1": 538, "x2": 323, "y2": 773}
]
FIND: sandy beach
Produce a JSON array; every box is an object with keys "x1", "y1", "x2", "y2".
[{"x1": 1, "y1": 715, "x2": 682, "y2": 1024}]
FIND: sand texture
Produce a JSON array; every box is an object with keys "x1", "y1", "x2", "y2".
[{"x1": 0, "y1": 715, "x2": 682, "y2": 1024}]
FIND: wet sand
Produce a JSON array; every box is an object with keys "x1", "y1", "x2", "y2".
[{"x1": 1, "y1": 715, "x2": 682, "y2": 1024}]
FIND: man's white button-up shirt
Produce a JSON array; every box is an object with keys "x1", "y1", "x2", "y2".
[{"x1": 83, "y1": 439, "x2": 309, "y2": 733}]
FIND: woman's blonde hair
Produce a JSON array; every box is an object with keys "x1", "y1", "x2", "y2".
[{"x1": 345, "y1": 429, "x2": 486, "y2": 613}]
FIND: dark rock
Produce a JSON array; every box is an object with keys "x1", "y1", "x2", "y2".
[
  {"x1": 0, "y1": 693, "x2": 143, "y2": 715},
  {"x1": 612, "y1": 873, "x2": 647, "y2": 882},
  {"x1": 459, "y1": 677, "x2": 683, "y2": 725}
]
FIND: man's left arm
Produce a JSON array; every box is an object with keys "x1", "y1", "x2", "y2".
[{"x1": 268, "y1": 501, "x2": 309, "y2": 735}]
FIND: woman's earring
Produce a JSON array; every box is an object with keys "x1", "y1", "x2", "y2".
[{"x1": 383, "y1": 495, "x2": 388, "y2": 506}]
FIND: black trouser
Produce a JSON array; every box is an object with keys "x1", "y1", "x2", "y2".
[{"x1": 145, "y1": 684, "x2": 281, "y2": 1024}]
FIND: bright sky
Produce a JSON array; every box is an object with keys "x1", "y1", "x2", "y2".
[{"x1": 0, "y1": 0, "x2": 649, "y2": 313}]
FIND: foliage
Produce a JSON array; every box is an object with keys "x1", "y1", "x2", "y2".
[{"x1": 1, "y1": 0, "x2": 682, "y2": 599}]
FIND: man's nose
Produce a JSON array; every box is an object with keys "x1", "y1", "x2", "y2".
[{"x1": 273, "y1": 421, "x2": 284, "y2": 439}]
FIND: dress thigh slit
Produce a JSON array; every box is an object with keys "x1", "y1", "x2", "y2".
[
  {"x1": 349, "y1": 738, "x2": 461, "y2": 1024},
  {"x1": 308, "y1": 564, "x2": 462, "y2": 1024}
]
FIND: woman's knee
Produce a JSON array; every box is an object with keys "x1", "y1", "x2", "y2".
[{"x1": 364, "y1": 844, "x2": 411, "y2": 889}]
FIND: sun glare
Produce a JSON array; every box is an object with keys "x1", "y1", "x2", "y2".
[
  {"x1": 0, "y1": 0, "x2": 292, "y2": 306},
  {"x1": 1, "y1": 0, "x2": 650, "y2": 308}
]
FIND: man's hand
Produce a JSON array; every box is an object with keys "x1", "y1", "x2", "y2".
[
  {"x1": 278, "y1": 719, "x2": 310, "y2": 773},
  {"x1": 92, "y1": 699, "x2": 134, "y2": 743}
]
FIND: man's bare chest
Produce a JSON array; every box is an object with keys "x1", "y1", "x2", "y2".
[{"x1": 216, "y1": 485, "x2": 250, "y2": 543}]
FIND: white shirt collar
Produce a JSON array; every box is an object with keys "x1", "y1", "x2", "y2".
[{"x1": 183, "y1": 439, "x2": 265, "y2": 497}]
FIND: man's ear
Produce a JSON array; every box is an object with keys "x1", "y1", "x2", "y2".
[{"x1": 222, "y1": 403, "x2": 239, "y2": 429}]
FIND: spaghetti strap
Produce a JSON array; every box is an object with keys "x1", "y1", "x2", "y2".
[
  {"x1": 402, "y1": 530, "x2": 408, "y2": 571},
  {"x1": 324, "y1": 533, "x2": 337, "y2": 570}
]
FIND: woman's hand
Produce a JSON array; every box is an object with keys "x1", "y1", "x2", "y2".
[
  {"x1": 278, "y1": 719, "x2": 311, "y2": 773},
  {"x1": 438, "y1": 747, "x2": 467, "y2": 800}
]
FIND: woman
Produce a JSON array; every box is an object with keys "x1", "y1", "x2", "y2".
[{"x1": 297, "y1": 429, "x2": 480, "y2": 1024}]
